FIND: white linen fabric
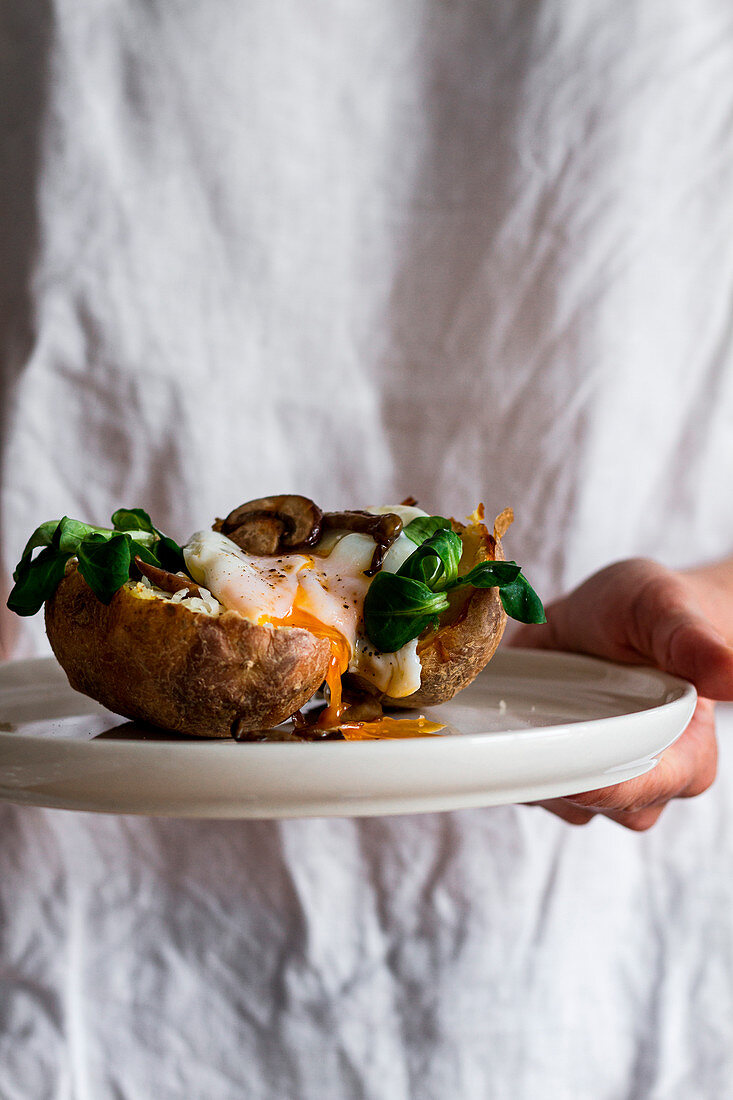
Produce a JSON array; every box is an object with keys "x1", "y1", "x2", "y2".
[{"x1": 2, "y1": 2, "x2": 733, "y2": 1097}]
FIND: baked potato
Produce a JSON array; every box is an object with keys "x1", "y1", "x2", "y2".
[
  {"x1": 8, "y1": 498, "x2": 544, "y2": 739},
  {"x1": 44, "y1": 565, "x2": 332, "y2": 738}
]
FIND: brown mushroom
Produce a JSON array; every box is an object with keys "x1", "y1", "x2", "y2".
[
  {"x1": 134, "y1": 557, "x2": 202, "y2": 597},
  {"x1": 321, "y1": 510, "x2": 403, "y2": 574},
  {"x1": 213, "y1": 495, "x2": 324, "y2": 556}
]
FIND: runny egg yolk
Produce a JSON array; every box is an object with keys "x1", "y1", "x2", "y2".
[
  {"x1": 338, "y1": 715, "x2": 444, "y2": 740},
  {"x1": 263, "y1": 576, "x2": 441, "y2": 734},
  {"x1": 264, "y1": 589, "x2": 350, "y2": 727},
  {"x1": 268, "y1": 594, "x2": 442, "y2": 739},
  {"x1": 183, "y1": 526, "x2": 441, "y2": 737},
  {"x1": 269, "y1": 597, "x2": 443, "y2": 737}
]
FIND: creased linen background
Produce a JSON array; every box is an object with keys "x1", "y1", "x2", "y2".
[{"x1": 1, "y1": 3, "x2": 733, "y2": 1097}]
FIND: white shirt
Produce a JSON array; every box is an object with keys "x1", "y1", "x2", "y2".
[{"x1": 2, "y1": 3, "x2": 733, "y2": 1097}]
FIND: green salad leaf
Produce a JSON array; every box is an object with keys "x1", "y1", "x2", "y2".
[
  {"x1": 111, "y1": 507, "x2": 185, "y2": 572},
  {"x1": 402, "y1": 515, "x2": 451, "y2": 545},
  {"x1": 7, "y1": 510, "x2": 187, "y2": 616},
  {"x1": 15, "y1": 519, "x2": 61, "y2": 565},
  {"x1": 8, "y1": 546, "x2": 73, "y2": 617},
  {"x1": 154, "y1": 533, "x2": 186, "y2": 574},
  {"x1": 362, "y1": 572, "x2": 450, "y2": 652},
  {"x1": 76, "y1": 533, "x2": 134, "y2": 603},
  {"x1": 496, "y1": 573, "x2": 547, "y2": 624},
  {"x1": 363, "y1": 518, "x2": 546, "y2": 652},
  {"x1": 110, "y1": 507, "x2": 156, "y2": 534},
  {"x1": 452, "y1": 560, "x2": 521, "y2": 589},
  {"x1": 396, "y1": 528, "x2": 463, "y2": 590}
]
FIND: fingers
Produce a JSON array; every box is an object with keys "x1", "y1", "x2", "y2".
[
  {"x1": 514, "y1": 560, "x2": 726, "y2": 832},
  {"x1": 531, "y1": 698, "x2": 718, "y2": 832},
  {"x1": 627, "y1": 572, "x2": 733, "y2": 700},
  {"x1": 567, "y1": 700, "x2": 717, "y2": 809},
  {"x1": 513, "y1": 559, "x2": 733, "y2": 701},
  {"x1": 532, "y1": 797, "x2": 667, "y2": 831},
  {"x1": 530, "y1": 799, "x2": 595, "y2": 826},
  {"x1": 601, "y1": 805, "x2": 667, "y2": 831},
  {"x1": 671, "y1": 698, "x2": 719, "y2": 797}
]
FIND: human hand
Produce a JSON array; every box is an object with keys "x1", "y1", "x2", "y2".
[{"x1": 512, "y1": 558, "x2": 733, "y2": 830}]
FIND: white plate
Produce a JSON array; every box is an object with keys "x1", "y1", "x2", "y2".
[{"x1": 0, "y1": 651, "x2": 696, "y2": 819}]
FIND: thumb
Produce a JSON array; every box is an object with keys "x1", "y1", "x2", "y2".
[
  {"x1": 610, "y1": 565, "x2": 733, "y2": 700},
  {"x1": 513, "y1": 560, "x2": 733, "y2": 701},
  {"x1": 636, "y1": 602, "x2": 733, "y2": 701}
]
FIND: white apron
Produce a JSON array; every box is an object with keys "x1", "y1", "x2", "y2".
[{"x1": 2, "y1": 3, "x2": 733, "y2": 1096}]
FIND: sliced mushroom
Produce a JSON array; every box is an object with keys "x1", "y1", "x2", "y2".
[
  {"x1": 218, "y1": 513, "x2": 289, "y2": 555},
  {"x1": 213, "y1": 495, "x2": 324, "y2": 556},
  {"x1": 134, "y1": 557, "x2": 202, "y2": 597},
  {"x1": 322, "y1": 510, "x2": 403, "y2": 574}
]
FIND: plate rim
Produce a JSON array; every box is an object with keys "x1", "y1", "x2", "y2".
[
  {"x1": 0, "y1": 647, "x2": 697, "y2": 751},
  {"x1": 0, "y1": 649, "x2": 698, "y2": 817}
]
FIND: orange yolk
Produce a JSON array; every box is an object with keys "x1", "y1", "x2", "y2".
[
  {"x1": 338, "y1": 716, "x2": 444, "y2": 740},
  {"x1": 266, "y1": 593, "x2": 444, "y2": 740},
  {"x1": 264, "y1": 602, "x2": 351, "y2": 725}
]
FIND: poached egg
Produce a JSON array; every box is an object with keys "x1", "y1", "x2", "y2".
[{"x1": 183, "y1": 506, "x2": 427, "y2": 714}]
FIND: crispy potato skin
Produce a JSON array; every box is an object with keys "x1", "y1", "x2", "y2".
[
  {"x1": 45, "y1": 566, "x2": 331, "y2": 738},
  {"x1": 358, "y1": 519, "x2": 507, "y2": 709}
]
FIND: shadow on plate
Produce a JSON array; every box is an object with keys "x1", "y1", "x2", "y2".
[{"x1": 91, "y1": 719, "x2": 312, "y2": 743}]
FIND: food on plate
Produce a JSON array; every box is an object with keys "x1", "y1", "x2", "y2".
[{"x1": 7, "y1": 497, "x2": 545, "y2": 739}]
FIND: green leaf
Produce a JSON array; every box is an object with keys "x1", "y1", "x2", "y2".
[
  {"x1": 127, "y1": 538, "x2": 160, "y2": 568},
  {"x1": 113, "y1": 509, "x2": 185, "y2": 570},
  {"x1": 363, "y1": 571, "x2": 449, "y2": 652},
  {"x1": 403, "y1": 515, "x2": 451, "y2": 546},
  {"x1": 445, "y1": 558, "x2": 545, "y2": 624},
  {"x1": 13, "y1": 520, "x2": 61, "y2": 581},
  {"x1": 449, "y1": 560, "x2": 521, "y2": 590},
  {"x1": 7, "y1": 546, "x2": 73, "y2": 616},
  {"x1": 364, "y1": 535, "x2": 546, "y2": 649},
  {"x1": 397, "y1": 528, "x2": 463, "y2": 590},
  {"x1": 112, "y1": 507, "x2": 155, "y2": 534},
  {"x1": 499, "y1": 574, "x2": 547, "y2": 624},
  {"x1": 397, "y1": 544, "x2": 444, "y2": 589},
  {"x1": 7, "y1": 507, "x2": 192, "y2": 617},
  {"x1": 153, "y1": 533, "x2": 186, "y2": 573},
  {"x1": 76, "y1": 534, "x2": 132, "y2": 604},
  {"x1": 56, "y1": 517, "x2": 97, "y2": 555}
]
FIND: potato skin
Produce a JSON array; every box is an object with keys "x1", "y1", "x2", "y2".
[
  {"x1": 45, "y1": 566, "x2": 331, "y2": 738},
  {"x1": 376, "y1": 518, "x2": 507, "y2": 708},
  {"x1": 44, "y1": 516, "x2": 507, "y2": 736}
]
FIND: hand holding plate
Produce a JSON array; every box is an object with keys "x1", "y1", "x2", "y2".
[{"x1": 513, "y1": 558, "x2": 733, "y2": 830}]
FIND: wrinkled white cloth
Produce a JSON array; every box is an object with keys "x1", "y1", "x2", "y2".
[{"x1": 2, "y1": 2, "x2": 733, "y2": 1097}]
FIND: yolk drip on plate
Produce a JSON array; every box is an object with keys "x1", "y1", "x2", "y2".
[
  {"x1": 266, "y1": 598, "x2": 443, "y2": 740},
  {"x1": 337, "y1": 716, "x2": 445, "y2": 740}
]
